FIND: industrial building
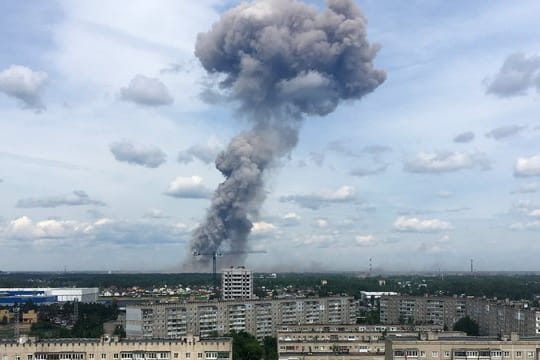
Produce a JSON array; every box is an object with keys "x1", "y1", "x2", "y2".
[
  {"x1": 221, "y1": 267, "x2": 253, "y2": 301},
  {"x1": 385, "y1": 332, "x2": 540, "y2": 360},
  {"x1": 126, "y1": 297, "x2": 355, "y2": 340},
  {"x1": 0, "y1": 288, "x2": 99, "y2": 305},
  {"x1": 0, "y1": 336, "x2": 232, "y2": 360}
]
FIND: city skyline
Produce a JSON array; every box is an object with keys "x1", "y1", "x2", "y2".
[{"x1": 1, "y1": 0, "x2": 540, "y2": 272}]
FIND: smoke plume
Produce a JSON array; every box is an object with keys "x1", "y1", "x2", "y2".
[{"x1": 187, "y1": 0, "x2": 386, "y2": 269}]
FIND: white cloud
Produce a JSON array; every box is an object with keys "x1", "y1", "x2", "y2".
[
  {"x1": 16, "y1": 190, "x2": 105, "y2": 208},
  {"x1": 120, "y1": 74, "x2": 173, "y2": 106},
  {"x1": 280, "y1": 185, "x2": 357, "y2": 209},
  {"x1": 110, "y1": 140, "x2": 167, "y2": 168},
  {"x1": 394, "y1": 216, "x2": 452, "y2": 233},
  {"x1": 355, "y1": 234, "x2": 375, "y2": 246},
  {"x1": 509, "y1": 221, "x2": 540, "y2": 231},
  {"x1": 281, "y1": 212, "x2": 301, "y2": 226},
  {"x1": 252, "y1": 221, "x2": 277, "y2": 234},
  {"x1": 0, "y1": 65, "x2": 47, "y2": 110},
  {"x1": 528, "y1": 209, "x2": 540, "y2": 217},
  {"x1": 164, "y1": 176, "x2": 211, "y2": 199},
  {"x1": 143, "y1": 208, "x2": 167, "y2": 219},
  {"x1": 404, "y1": 151, "x2": 490, "y2": 174},
  {"x1": 515, "y1": 155, "x2": 540, "y2": 177},
  {"x1": 316, "y1": 219, "x2": 329, "y2": 228}
]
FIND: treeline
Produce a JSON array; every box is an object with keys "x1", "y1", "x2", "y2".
[
  {"x1": 3, "y1": 272, "x2": 540, "y2": 301},
  {"x1": 30, "y1": 302, "x2": 119, "y2": 338}
]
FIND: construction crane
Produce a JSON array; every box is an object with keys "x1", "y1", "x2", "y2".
[{"x1": 193, "y1": 249, "x2": 267, "y2": 296}]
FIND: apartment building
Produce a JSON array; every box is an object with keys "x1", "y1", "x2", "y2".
[
  {"x1": 277, "y1": 324, "x2": 448, "y2": 360},
  {"x1": 385, "y1": 332, "x2": 540, "y2": 360},
  {"x1": 466, "y1": 298, "x2": 540, "y2": 337},
  {"x1": 0, "y1": 336, "x2": 232, "y2": 360},
  {"x1": 126, "y1": 297, "x2": 355, "y2": 341},
  {"x1": 221, "y1": 267, "x2": 252, "y2": 301},
  {"x1": 379, "y1": 296, "x2": 467, "y2": 328}
]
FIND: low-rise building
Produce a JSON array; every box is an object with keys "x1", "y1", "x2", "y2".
[
  {"x1": 385, "y1": 332, "x2": 540, "y2": 360},
  {"x1": 0, "y1": 288, "x2": 99, "y2": 306},
  {"x1": 0, "y1": 336, "x2": 232, "y2": 360}
]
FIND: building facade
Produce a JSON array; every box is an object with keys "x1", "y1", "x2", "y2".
[
  {"x1": 0, "y1": 336, "x2": 232, "y2": 360},
  {"x1": 277, "y1": 324, "x2": 448, "y2": 360},
  {"x1": 221, "y1": 267, "x2": 252, "y2": 301},
  {"x1": 379, "y1": 296, "x2": 467, "y2": 328},
  {"x1": 385, "y1": 332, "x2": 540, "y2": 360},
  {"x1": 126, "y1": 297, "x2": 355, "y2": 341},
  {"x1": 0, "y1": 288, "x2": 99, "y2": 306},
  {"x1": 379, "y1": 295, "x2": 540, "y2": 337}
]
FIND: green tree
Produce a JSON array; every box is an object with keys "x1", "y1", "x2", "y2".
[
  {"x1": 453, "y1": 316, "x2": 479, "y2": 336},
  {"x1": 262, "y1": 337, "x2": 278, "y2": 360},
  {"x1": 226, "y1": 331, "x2": 263, "y2": 360}
]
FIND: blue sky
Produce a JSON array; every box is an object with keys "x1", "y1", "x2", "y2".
[{"x1": 1, "y1": 0, "x2": 540, "y2": 272}]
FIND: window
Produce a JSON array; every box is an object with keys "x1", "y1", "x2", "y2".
[
  {"x1": 3, "y1": 355, "x2": 8, "y2": 360},
  {"x1": 185, "y1": 354, "x2": 190, "y2": 359},
  {"x1": 492, "y1": 352, "x2": 502, "y2": 358},
  {"x1": 517, "y1": 352, "x2": 523, "y2": 358},
  {"x1": 432, "y1": 352, "x2": 439, "y2": 358},
  {"x1": 445, "y1": 352, "x2": 451, "y2": 358},
  {"x1": 17, "y1": 356, "x2": 21, "y2": 360},
  {"x1": 102, "y1": 355, "x2": 107, "y2": 359},
  {"x1": 113, "y1": 356, "x2": 118, "y2": 360},
  {"x1": 528, "y1": 352, "x2": 534, "y2": 358},
  {"x1": 205, "y1": 353, "x2": 218, "y2": 359},
  {"x1": 406, "y1": 350, "x2": 418, "y2": 357},
  {"x1": 90, "y1": 355, "x2": 95, "y2": 359},
  {"x1": 28, "y1": 356, "x2": 33, "y2": 360},
  {"x1": 421, "y1": 352, "x2": 426, "y2": 358},
  {"x1": 174, "y1": 355, "x2": 179, "y2": 359},
  {"x1": 504, "y1": 352, "x2": 510, "y2": 357},
  {"x1": 198, "y1": 355, "x2": 203, "y2": 359},
  {"x1": 466, "y1": 352, "x2": 478, "y2": 357}
]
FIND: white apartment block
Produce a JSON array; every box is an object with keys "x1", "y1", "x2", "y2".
[
  {"x1": 221, "y1": 267, "x2": 252, "y2": 301},
  {"x1": 0, "y1": 336, "x2": 232, "y2": 360}
]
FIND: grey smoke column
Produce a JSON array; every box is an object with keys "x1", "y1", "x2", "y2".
[{"x1": 188, "y1": 0, "x2": 386, "y2": 269}]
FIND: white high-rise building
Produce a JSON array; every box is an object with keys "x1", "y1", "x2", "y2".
[{"x1": 221, "y1": 266, "x2": 253, "y2": 300}]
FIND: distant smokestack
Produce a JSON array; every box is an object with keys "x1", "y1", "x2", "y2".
[{"x1": 186, "y1": 0, "x2": 386, "y2": 270}]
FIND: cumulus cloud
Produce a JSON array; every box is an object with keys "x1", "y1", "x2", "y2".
[
  {"x1": 281, "y1": 212, "x2": 301, "y2": 226},
  {"x1": 0, "y1": 65, "x2": 48, "y2": 110},
  {"x1": 1, "y1": 216, "x2": 187, "y2": 246},
  {"x1": 110, "y1": 140, "x2": 167, "y2": 168},
  {"x1": 327, "y1": 140, "x2": 392, "y2": 159},
  {"x1": 453, "y1": 131, "x2": 475, "y2": 143},
  {"x1": 486, "y1": 125, "x2": 526, "y2": 140},
  {"x1": 251, "y1": 221, "x2": 277, "y2": 234},
  {"x1": 355, "y1": 234, "x2": 375, "y2": 246},
  {"x1": 280, "y1": 185, "x2": 356, "y2": 210},
  {"x1": 120, "y1": 74, "x2": 173, "y2": 106},
  {"x1": 164, "y1": 176, "x2": 211, "y2": 199},
  {"x1": 350, "y1": 164, "x2": 388, "y2": 177},
  {"x1": 404, "y1": 151, "x2": 490, "y2": 174},
  {"x1": 485, "y1": 53, "x2": 540, "y2": 97},
  {"x1": 177, "y1": 141, "x2": 222, "y2": 165},
  {"x1": 316, "y1": 219, "x2": 329, "y2": 228},
  {"x1": 515, "y1": 154, "x2": 540, "y2": 177},
  {"x1": 16, "y1": 190, "x2": 105, "y2": 208},
  {"x1": 393, "y1": 216, "x2": 452, "y2": 233}
]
